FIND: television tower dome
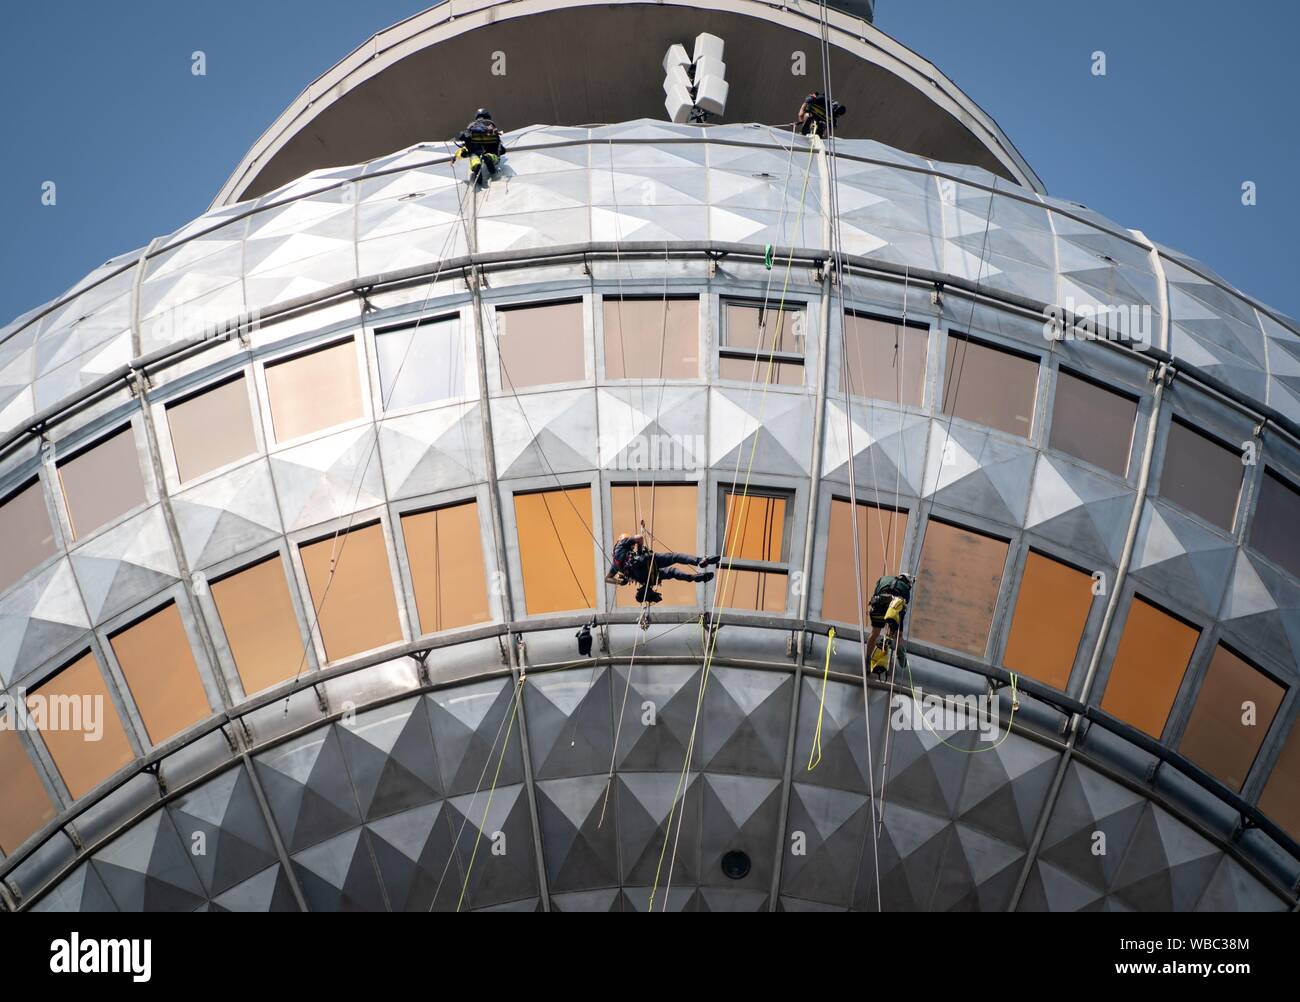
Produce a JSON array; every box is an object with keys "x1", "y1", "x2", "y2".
[{"x1": 1, "y1": 1, "x2": 1297, "y2": 913}]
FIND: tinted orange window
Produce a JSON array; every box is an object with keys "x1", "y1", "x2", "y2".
[
  {"x1": 111, "y1": 606, "x2": 212, "y2": 745},
  {"x1": 612, "y1": 485, "x2": 697, "y2": 607},
  {"x1": 301, "y1": 523, "x2": 404, "y2": 661},
  {"x1": 403, "y1": 502, "x2": 492, "y2": 633},
  {"x1": 911, "y1": 521, "x2": 1009, "y2": 657},
  {"x1": 1100, "y1": 597, "x2": 1200, "y2": 739},
  {"x1": 717, "y1": 569, "x2": 787, "y2": 613},
  {"x1": 1002, "y1": 552, "x2": 1095, "y2": 691},
  {"x1": 604, "y1": 298, "x2": 698, "y2": 379},
  {"x1": 28, "y1": 653, "x2": 135, "y2": 799},
  {"x1": 1160, "y1": 421, "x2": 1242, "y2": 532},
  {"x1": 496, "y1": 301, "x2": 585, "y2": 390},
  {"x1": 59, "y1": 429, "x2": 148, "y2": 540},
  {"x1": 0, "y1": 723, "x2": 57, "y2": 854},
  {"x1": 1179, "y1": 647, "x2": 1284, "y2": 792},
  {"x1": 1049, "y1": 371, "x2": 1137, "y2": 478},
  {"x1": 0, "y1": 482, "x2": 57, "y2": 593},
  {"x1": 942, "y1": 335, "x2": 1038, "y2": 438},
  {"x1": 821, "y1": 500, "x2": 909, "y2": 625},
  {"x1": 842, "y1": 315, "x2": 928, "y2": 407},
  {"x1": 1249, "y1": 471, "x2": 1300, "y2": 578},
  {"x1": 515, "y1": 488, "x2": 596, "y2": 615},
  {"x1": 211, "y1": 557, "x2": 308, "y2": 697},
  {"x1": 723, "y1": 493, "x2": 786, "y2": 563},
  {"x1": 167, "y1": 376, "x2": 258, "y2": 483},
  {"x1": 1260, "y1": 722, "x2": 1300, "y2": 841},
  {"x1": 265, "y1": 340, "x2": 364, "y2": 442}
]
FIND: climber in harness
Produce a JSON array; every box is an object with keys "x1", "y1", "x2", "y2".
[
  {"x1": 605, "y1": 530, "x2": 720, "y2": 605},
  {"x1": 456, "y1": 109, "x2": 506, "y2": 179},
  {"x1": 797, "y1": 91, "x2": 847, "y2": 138},
  {"x1": 867, "y1": 573, "x2": 914, "y2": 676}
]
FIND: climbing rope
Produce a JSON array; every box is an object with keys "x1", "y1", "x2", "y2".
[
  {"x1": 817, "y1": 0, "x2": 884, "y2": 913},
  {"x1": 806, "y1": 628, "x2": 837, "y2": 771},
  {"x1": 284, "y1": 157, "x2": 476, "y2": 709},
  {"x1": 652, "y1": 140, "x2": 819, "y2": 910}
]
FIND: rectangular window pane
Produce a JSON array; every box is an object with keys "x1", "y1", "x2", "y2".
[
  {"x1": 612, "y1": 484, "x2": 698, "y2": 608},
  {"x1": 942, "y1": 334, "x2": 1038, "y2": 438},
  {"x1": 1260, "y1": 721, "x2": 1300, "y2": 841},
  {"x1": 723, "y1": 493, "x2": 787, "y2": 563},
  {"x1": 29, "y1": 653, "x2": 135, "y2": 799},
  {"x1": 604, "y1": 298, "x2": 698, "y2": 379},
  {"x1": 0, "y1": 723, "x2": 57, "y2": 854},
  {"x1": 514, "y1": 487, "x2": 596, "y2": 615},
  {"x1": 719, "y1": 355, "x2": 804, "y2": 387},
  {"x1": 722, "y1": 303, "x2": 804, "y2": 387},
  {"x1": 301, "y1": 523, "x2": 404, "y2": 661},
  {"x1": 167, "y1": 376, "x2": 258, "y2": 483},
  {"x1": 0, "y1": 481, "x2": 57, "y2": 593},
  {"x1": 1002, "y1": 552, "x2": 1094, "y2": 691},
  {"x1": 111, "y1": 605, "x2": 212, "y2": 745},
  {"x1": 723, "y1": 304, "x2": 803, "y2": 354},
  {"x1": 1249, "y1": 471, "x2": 1300, "y2": 578},
  {"x1": 911, "y1": 521, "x2": 1009, "y2": 657},
  {"x1": 376, "y1": 317, "x2": 466, "y2": 410},
  {"x1": 717, "y1": 568, "x2": 787, "y2": 612},
  {"x1": 820, "y1": 500, "x2": 909, "y2": 625},
  {"x1": 1160, "y1": 420, "x2": 1242, "y2": 532},
  {"x1": 59, "y1": 429, "x2": 147, "y2": 540},
  {"x1": 1048, "y1": 370, "x2": 1137, "y2": 477},
  {"x1": 497, "y1": 301, "x2": 585, "y2": 391},
  {"x1": 1179, "y1": 646, "x2": 1284, "y2": 793},
  {"x1": 403, "y1": 501, "x2": 492, "y2": 633},
  {"x1": 265, "y1": 340, "x2": 364, "y2": 443},
  {"x1": 211, "y1": 557, "x2": 308, "y2": 697},
  {"x1": 1100, "y1": 597, "x2": 1200, "y2": 739},
  {"x1": 842, "y1": 314, "x2": 929, "y2": 407}
]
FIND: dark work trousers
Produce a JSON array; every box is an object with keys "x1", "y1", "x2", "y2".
[{"x1": 643, "y1": 552, "x2": 705, "y2": 583}]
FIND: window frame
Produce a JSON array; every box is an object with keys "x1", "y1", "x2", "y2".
[
  {"x1": 161, "y1": 370, "x2": 261, "y2": 487},
  {"x1": 1246, "y1": 466, "x2": 1300, "y2": 580},
  {"x1": 718, "y1": 297, "x2": 808, "y2": 386},
  {"x1": 839, "y1": 308, "x2": 932, "y2": 408},
  {"x1": 600, "y1": 293, "x2": 702, "y2": 382},
  {"x1": 0, "y1": 475, "x2": 58, "y2": 594},
  {"x1": 715, "y1": 484, "x2": 795, "y2": 589},
  {"x1": 294, "y1": 517, "x2": 407, "y2": 664},
  {"x1": 1046, "y1": 365, "x2": 1140, "y2": 479},
  {"x1": 1156, "y1": 415, "x2": 1245, "y2": 535},
  {"x1": 55, "y1": 423, "x2": 151, "y2": 542},
  {"x1": 397, "y1": 496, "x2": 494, "y2": 635},
  {"x1": 997, "y1": 545, "x2": 1100, "y2": 693},
  {"x1": 371, "y1": 310, "x2": 470, "y2": 414},
  {"x1": 940, "y1": 329, "x2": 1043, "y2": 441},
  {"x1": 1174, "y1": 639, "x2": 1290, "y2": 794},
  {"x1": 491, "y1": 296, "x2": 588, "y2": 393},
  {"x1": 258, "y1": 335, "x2": 370, "y2": 447}
]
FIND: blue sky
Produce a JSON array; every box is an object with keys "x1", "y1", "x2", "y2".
[{"x1": 1, "y1": 0, "x2": 1296, "y2": 326}]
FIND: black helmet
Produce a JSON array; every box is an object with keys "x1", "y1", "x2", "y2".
[
  {"x1": 475, "y1": 108, "x2": 493, "y2": 120},
  {"x1": 898, "y1": 573, "x2": 915, "y2": 587}
]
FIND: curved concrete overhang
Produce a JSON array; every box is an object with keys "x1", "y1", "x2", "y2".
[{"x1": 212, "y1": 0, "x2": 1045, "y2": 207}]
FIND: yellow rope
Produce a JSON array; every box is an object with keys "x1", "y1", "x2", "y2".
[
  {"x1": 806, "y1": 628, "x2": 837, "y2": 771},
  {"x1": 897, "y1": 654, "x2": 1020, "y2": 754}
]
